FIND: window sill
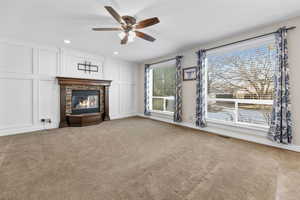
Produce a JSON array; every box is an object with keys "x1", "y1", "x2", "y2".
[
  {"x1": 150, "y1": 110, "x2": 174, "y2": 120},
  {"x1": 150, "y1": 110, "x2": 174, "y2": 116},
  {"x1": 206, "y1": 119, "x2": 268, "y2": 137}
]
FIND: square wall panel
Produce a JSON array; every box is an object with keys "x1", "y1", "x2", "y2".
[
  {"x1": 109, "y1": 84, "x2": 120, "y2": 117},
  {"x1": 39, "y1": 49, "x2": 58, "y2": 75},
  {"x1": 0, "y1": 42, "x2": 33, "y2": 74},
  {"x1": 120, "y1": 84, "x2": 135, "y2": 114},
  {"x1": 103, "y1": 59, "x2": 120, "y2": 81},
  {"x1": 0, "y1": 78, "x2": 33, "y2": 129},
  {"x1": 120, "y1": 65, "x2": 134, "y2": 83},
  {"x1": 39, "y1": 80, "x2": 59, "y2": 123}
]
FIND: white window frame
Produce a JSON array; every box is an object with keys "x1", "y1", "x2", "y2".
[
  {"x1": 148, "y1": 60, "x2": 176, "y2": 116},
  {"x1": 204, "y1": 35, "x2": 276, "y2": 132},
  {"x1": 151, "y1": 96, "x2": 175, "y2": 115}
]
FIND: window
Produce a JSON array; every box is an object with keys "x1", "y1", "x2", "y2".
[
  {"x1": 149, "y1": 60, "x2": 176, "y2": 114},
  {"x1": 206, "y1": 36, "x2": 276, "y2": 128}
]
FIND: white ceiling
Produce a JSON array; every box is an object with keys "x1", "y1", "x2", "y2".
[{"x1": 1, "y1": 0, "x2": 300, "y2": 63}]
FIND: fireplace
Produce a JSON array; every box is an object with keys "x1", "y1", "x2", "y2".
[
  {"x1": 71, "y1": 90, "x2": 100, "y2": 114},
  {"x1": 57, "y1": 77, "x2": 112, "y2": 127}
]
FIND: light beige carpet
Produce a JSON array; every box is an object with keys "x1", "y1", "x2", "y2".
[{"x1": 0, "y1": 117, "x2": 300, "y2": 200}]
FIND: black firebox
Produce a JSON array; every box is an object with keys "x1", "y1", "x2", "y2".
[{"x1": 71, "y1": 90, "x2": 100, "y2": 114}]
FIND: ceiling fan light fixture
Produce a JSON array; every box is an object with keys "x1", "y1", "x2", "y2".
[
  {"x1": 128, "y1": 31, "x2": 136, "y2": 43},
  {"x1": 118, "y1": 31, "x2": 126, "y2": 39},
  {"x1": 129, "y1": 31, "x2": 136, "y2": 38},
  {"x1": 128, "y1": 36, "x2": 134, "y2": 43}
]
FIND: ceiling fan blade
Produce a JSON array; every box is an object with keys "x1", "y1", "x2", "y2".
[
  {"x1": 135, "y1": 31, "x2": 156, "y2": 42},
  {"x1": 121, "y1": 33, "x2": 128, "y2": 45},
  {"x1": 135, "y1": 17, "x2": 160, "y2": 29},
  {"x1": 92, "y1": 27, "x2": 122, "y2": 31},
  {"x1": 104, "y1": 6, "x2": 124, "y2": 24}
]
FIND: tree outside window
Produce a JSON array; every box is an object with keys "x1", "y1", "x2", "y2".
[
  {"x1": 207, "y1": 39, "x2": 276, "y2": 127},
  {"x1": 151, "y1": 66, "x2": 176, "y2": 112}
]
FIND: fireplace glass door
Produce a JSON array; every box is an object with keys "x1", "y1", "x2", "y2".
[{"x1": 71, "y1": 90, "x2": 100, "y2": 114}]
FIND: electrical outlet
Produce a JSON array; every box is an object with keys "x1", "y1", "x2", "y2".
[{"x1": 41, "y1": 118, "x2": 52, "y2": 123}]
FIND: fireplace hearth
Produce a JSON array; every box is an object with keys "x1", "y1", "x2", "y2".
[{"x1": 57, "y1": 77, "x2": 112, "y2": 127}]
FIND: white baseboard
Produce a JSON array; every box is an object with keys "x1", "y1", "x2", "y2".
[
  {"x1": 0, "y1": 123, "x2": 59, "y2": 137},
  {"x1": 110, "y1": 113, "x2": 139, "y2": 120},
  {"x1": 0, "y1": 113, "x2": 138, "y2": 137},
  {"x1": 136, "y1": 113, "x2": 300, "y2": 152}
]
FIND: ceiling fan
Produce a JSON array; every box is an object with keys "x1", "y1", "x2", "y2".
[{"x1": 92, "y1": 6, "x2": 160, "y2": 45}]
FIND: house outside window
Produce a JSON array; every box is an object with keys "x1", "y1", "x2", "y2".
[
  {"x1": 205, "y1": 36, "x2": 276, "y2": 129},
  {"x1": 149, "y1": 60, "x2": 176, "y2": 115}
]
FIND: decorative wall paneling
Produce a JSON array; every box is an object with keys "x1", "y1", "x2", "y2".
[{"x1": 0, "y1": 40, "x2": 138, "y2": 136}]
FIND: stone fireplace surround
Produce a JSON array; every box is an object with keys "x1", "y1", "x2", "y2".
[{"x1": 57, "y1": 77, "x2": 112, "y2": 127}]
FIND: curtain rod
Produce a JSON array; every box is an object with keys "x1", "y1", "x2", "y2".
[
  {"x1": 147, "y1": 57, "x2": 177, "y2": 66},
  {"x1": 203, "y1": 26, "x2": 296, "y2": 52}
]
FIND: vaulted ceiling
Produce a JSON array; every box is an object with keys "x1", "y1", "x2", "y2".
[{"x1": 1, "y1": 0, "x2": 300, "y2": 63}]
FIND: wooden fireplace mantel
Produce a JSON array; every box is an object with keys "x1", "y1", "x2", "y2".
[
  {"x1": 57, "y1": 77, "x2": 112, "y2": 86},
  {"x1": 56, "y1": 77, "x2": 112, "y2": 127}
]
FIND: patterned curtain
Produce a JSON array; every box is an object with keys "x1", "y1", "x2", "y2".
[
  {"x1": 268, "y1": 27, "x2": 292, "y2": 144},
  {"x1": 195, "y1": 50, "x2": 207, "y2": 127},
  {"x1": 144, "y1": 64, "x2": 151, "y2": 116},
  {"x1": 174, "y1": 56, "x2": 183, "y2": 122}
]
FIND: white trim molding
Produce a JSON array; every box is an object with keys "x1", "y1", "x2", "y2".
[
  {"x1": 0, "y1": 114, "x2": 138, "y2": 137},
  {"x1": 110, "y1": 113, "x2": 139, "y2": 120},
  {"x1": 136, "y1": 113, "x2": 300, "y2": 152},
  {"x1": 0, "y1": 122, "x2": 59, "y2": 137}
]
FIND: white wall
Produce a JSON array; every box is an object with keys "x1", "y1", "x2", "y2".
[
  {"x1": 104, "y1": 58, "x2": 138, "y2": 119},
  {"x1": 137, "y1": 16, "x2": 300, "y2": 146},
  {"x1": 0, "y1": 39, "x2": 138, "y2": 136}
]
